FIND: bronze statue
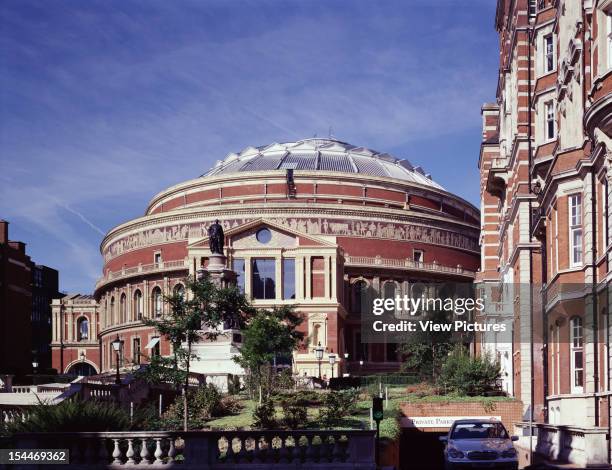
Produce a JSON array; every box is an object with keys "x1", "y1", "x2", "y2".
[{"x1": 208, "y1": 219, "x2": 224, "y2": 254}]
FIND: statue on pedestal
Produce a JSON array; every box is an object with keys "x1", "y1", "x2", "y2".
[{"x1": 208, "y1": 219, "x2": 224, "y2": 254}]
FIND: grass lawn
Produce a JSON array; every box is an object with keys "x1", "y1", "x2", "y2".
[{"x1": 203, "y1": 386, "x2": 517, "y2": 440}]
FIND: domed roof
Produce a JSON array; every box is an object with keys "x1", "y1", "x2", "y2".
[{"x1": 202, "y1": 138, "x2": 443, "y2": 189}]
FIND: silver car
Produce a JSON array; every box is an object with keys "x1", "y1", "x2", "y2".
[{"x1": 439, "y1": 419, "x2": 519, "y2": 470}]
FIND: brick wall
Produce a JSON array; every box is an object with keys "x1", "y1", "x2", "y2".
[{"x1": 400, "y1": 400, "x2": 524, "y2": 433}]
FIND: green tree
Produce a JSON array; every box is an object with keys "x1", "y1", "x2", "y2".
[
  {"x1": 437, "y1": 346, "x2": 501, "y2": 396},
  {"x1": 138, "y1": 275, "x2": 254, "y2": 430},
  {"x1": 234, "y1": 306, "x2": 303, "y2": 398}
]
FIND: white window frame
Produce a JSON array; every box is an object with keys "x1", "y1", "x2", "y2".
[
  {"x1": 569, "y1": 194, "x2": 583, "y2": 267},
  {"x1": 570, "y1": 316, "x2": 584, "y2": 394},
  {"x1": 413, "y1": 250, "x2": 424, "y2": 264},
  {"x1": 153, "y1": 251, "x2": 162, "y2": 266},
  {"x1": 544, "y1": 100, "x2": 555, "y2": 141},
  {"x1": 544, "y1": 34, "x2": 555, "y2": 73}
]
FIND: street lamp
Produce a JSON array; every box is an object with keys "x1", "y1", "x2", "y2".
[
  {"x1": 314, "y1": 343, "x2": 324, "y2": 379},
  {"x1": 112, "y1": 334, "x2": 122, "y2": 385},
  {"x1": 32, "y1": 360, "x2": 38, "y2": 374},
  {"x1": 328, "y1": 353, "x2": 337, "y2": 379},
  {"x1": 343, "y1": 352, "x2": 349, "y2": 360}
]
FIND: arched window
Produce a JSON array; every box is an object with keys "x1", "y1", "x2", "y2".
[
  {"x1": 173, "y1": 284, "x2": 185, "y2": 300},
  {"x1": 383, "y1": 281, "x2": 397, "y2": 315},
  {"x1": 570, "y1": 316, "x2": 584, "y2": 393},
  {"x1": 110, "y1": 297, "x2": 115, "y2": 325},
  {"x1": 152, "y1": 287, "x2": 163, "y2": 317},
  {"x1": 77, "y1": 317, "x2": 89, "y2": 341},
  {"x1": 351, "y1": 280, "x2": 368, "y2": 314},
  {"x1": 120, "y1": 293, "x2": 126, "y2": 324},
  {"x1": 133, "y1": 290, "x2": 143, "y2": 320}
]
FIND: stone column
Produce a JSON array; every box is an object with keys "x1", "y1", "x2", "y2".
[
  {"x1": 275, "y1": 255, "x2": 282, "y2": 300},
  {"x1": 296, "y1": 257, "x2": 304, "y2": 300},
  {"x1": 324, "y1": 256, "x2": 331, "y2": 299},
  {"x1": 305, "y1": 256, "x2": 312, "y2": 299},
  {"x1": 244, "y1": 257, "x2": 252, "y2": 298},
  {"x1": 330, "y1": 256, "x2": 337, "y2": 301}
]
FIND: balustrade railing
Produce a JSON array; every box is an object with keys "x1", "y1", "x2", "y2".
[
  {"x1": 345, "y1": 255, "x2": 474, "y2": 277},
  {"x1": 6, "y1": 430, "x2": 376, "y2": 468},
  {"x1": 96, "y1": 259, "x2": 189, "y2": 289}
]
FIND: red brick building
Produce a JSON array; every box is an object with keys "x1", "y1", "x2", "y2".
[
  {"x1": 52, "y1": 138, "x2": 480, "y2": 378},
  {"x1": 0, "y1": 220, "x2": 60, "y2": 376},
  {"x1": 478, "y1": 0, "x2": 612, "y2": 465},
  {"x1": 0, "y1": 220, "x2": 33, "y2": 376}
]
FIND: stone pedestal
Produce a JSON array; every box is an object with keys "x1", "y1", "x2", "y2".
[
  {"x1": 200, "y1": 253, "x2": 237, "y2": 288},
  {"x1": 191, "y1": 253, "x2": 243, "y2": 389}
]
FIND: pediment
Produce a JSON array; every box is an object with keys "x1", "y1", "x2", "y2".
[{"x1": 188, "y1": 218, "x2": 336, "y2": 250}]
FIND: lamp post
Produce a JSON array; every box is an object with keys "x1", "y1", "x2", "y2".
[
  {"x1": 359, "y1": 359, "x2": 364, "y2": 375},
  {"x1": 112, "y1": 334, "x2": 122, "y2": 385},
  {"x1": 32, "y1": 360, "x2": 38, "y2": 374},
  {"x1": 328, "y1": 353, "x2": 337, "y2": 379},
  {"x1": 315, "y1": 343, "x2": 324, "y2": 379}
]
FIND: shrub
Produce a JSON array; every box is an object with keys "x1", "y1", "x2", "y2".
[
  {"x1": 191, "y1": 384, "x2": 223, "y2": 418},
  {"x1": 162, "y1": 384, "x2": 223, "y2": 430},
  {"x1": 227, "y1": 375, "x2": 242, "y2": 395},
  {"x1": 219, "y1": 395, "x2": 243, "y2": 415},
  {"x1": 378, "y1": 417, "x2": 401, "y2": 440},
  {"x1": 319, "y1": 389, "x2": 359, "y2": 428},
  {"x1": 281, "y1": 397, "x2": 308, "y2": 429},
  {"x1": 437, "y1": 347, "x2": 501, "y2": 396},
  {"x1": 252, "y1": 395, "x2": 276, "y2": 429},
  {"x1": 5, "y1": 399, "x2": 130, "y2": 434}
]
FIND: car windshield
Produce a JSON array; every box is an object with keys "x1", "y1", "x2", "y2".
[{"x1": 450, "y1": 422, "x2": 508, "y2": 440}]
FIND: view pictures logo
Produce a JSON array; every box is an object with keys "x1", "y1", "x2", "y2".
[{"x1": 372, "y1": 295, "x2": 485, "y2": 317}]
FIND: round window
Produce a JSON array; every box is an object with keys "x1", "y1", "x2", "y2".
[{"x1": 256, "y1": 228, "x2": 272, "y2": 244}]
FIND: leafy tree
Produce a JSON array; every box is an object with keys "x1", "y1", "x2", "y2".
[
  {"x1": 252, "y1": 394, "x2": 276, "y2": 429},
  {"x1": 234, "y1": 306, "x2": 303, "y2": 398},
  {"x1": 138, "y1": 275, "x2": 254, "y2": 430},
  {"x1": 437, "y1": 346, "x2": 501, "y2": 396},
  {"x1": 319, "y1": 389, "x2": 359, "y2": 428}
]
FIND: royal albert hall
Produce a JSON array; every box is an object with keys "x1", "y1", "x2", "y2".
[{"x1": 52, "y1": 138, "x2": 480, "y2": 379}]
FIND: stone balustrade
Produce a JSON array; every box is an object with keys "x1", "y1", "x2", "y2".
[
  {"x1": 95, "y1": 259, "x2": 189, "y2": 289},
  {"x1": 515, "y1": 422, "x2": 608, "y2": 467},
  {"x1": 5, "y1": 430, "x2": 376, "y2": 469},
  {"x1": 345, "y1": 255, "x2": 475, "y2": 277}
]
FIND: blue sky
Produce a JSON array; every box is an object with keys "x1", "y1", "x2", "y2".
[{"x1": 0, "y1": 0, "x2": 499, "y2": 293}]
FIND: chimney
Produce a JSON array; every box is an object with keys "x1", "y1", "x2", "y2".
[{"x1": 0, "y1": 220, "x2": 8, "y2": 245}]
